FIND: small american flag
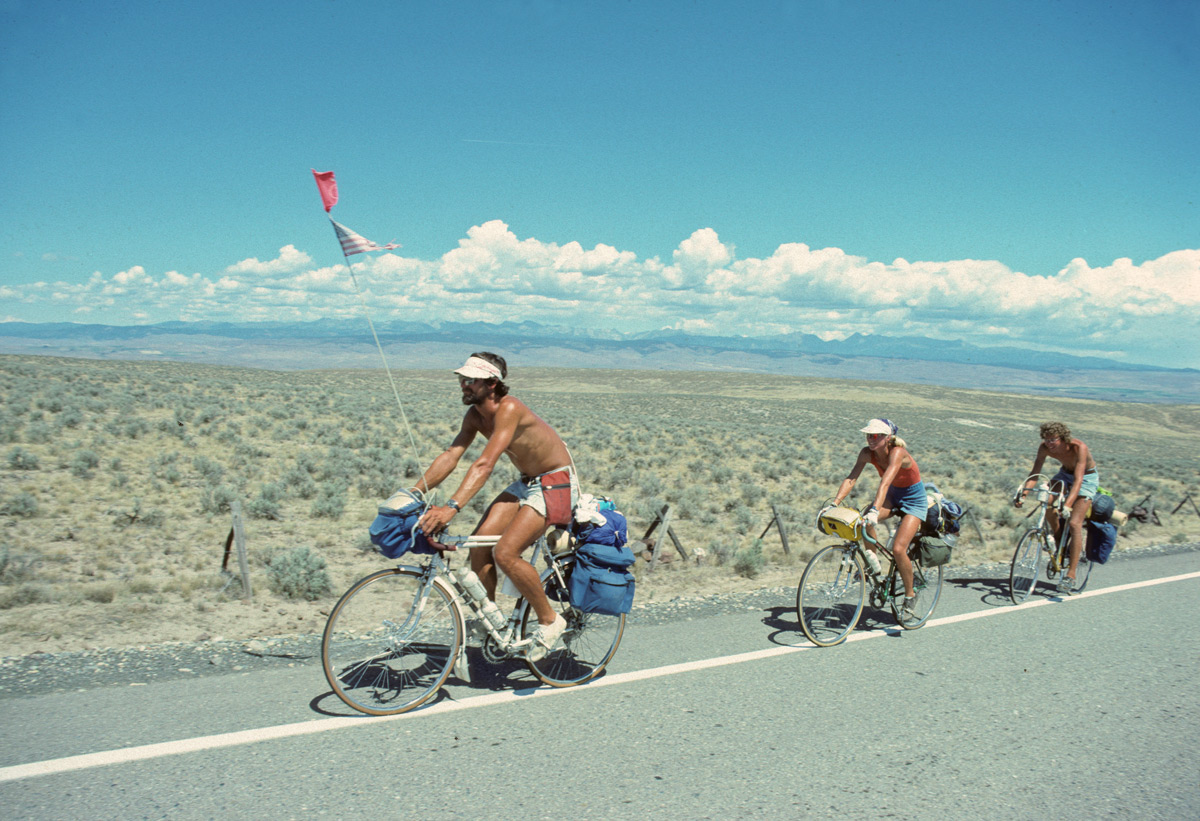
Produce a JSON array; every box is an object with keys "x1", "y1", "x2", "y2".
[{"x1": 331, "y1": 220, "x2": 400, "y2": 256}]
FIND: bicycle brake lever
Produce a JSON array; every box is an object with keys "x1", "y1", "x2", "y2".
[{"x1": 415, "y1": 530, "x2": 457, "y2": 552}]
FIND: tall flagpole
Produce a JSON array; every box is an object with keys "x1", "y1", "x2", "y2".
[{"x1": 334, "y1": 220, "x2": 422, "y2": 468}]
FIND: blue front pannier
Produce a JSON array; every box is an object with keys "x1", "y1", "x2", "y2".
[
  {"x1": 1085, "y1": 519, "x2": 1118, "y2": 564},
  {"x1": 369, "y1": 490, "x2": 437, "y2": 560},
  {"x1": 569, "y1": 508, "x2": 635, "y2": 615}
]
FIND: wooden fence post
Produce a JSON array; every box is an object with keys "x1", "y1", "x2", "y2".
[
  {"x1": 1171, "y1": 493, "x2": 1200, "y2": 518},
  {"x1": 229, "y1": 501, "x2": 253, "y2": 601},
  {"x1": 639, "y1": 504, "x2": 689, "y2": 571},
  {"x1": 758, "y1": 505, "x2": 790, "y2": 555}
]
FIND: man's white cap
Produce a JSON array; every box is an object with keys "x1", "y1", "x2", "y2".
[
  {"x1": 860, "y1": 418, "x2": 895, "y2": 435},
  {"x1": 454, "y1": 355, "x2": 503, "y2": 380}
]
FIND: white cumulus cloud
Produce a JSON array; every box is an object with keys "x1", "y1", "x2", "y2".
[
  {"x1": 225, "y1": 245, "x2": 312, "y2": 276},
  {"x1": 1, "y1": 223, "x2": 1196, "y2": 368}
]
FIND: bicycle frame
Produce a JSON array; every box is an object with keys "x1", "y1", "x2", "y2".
[
  {"x1": 799, "y1": 500, "x2": 945, "y2": 646},
  {"x1": 851, "y1": 530, "x2": 896, "y2": 602},
  {"x1": 1018, "y1": 475, "x2": 1071, "y2": 569},
  {"x1": 415, "y1": 534, "x2": 567, "y2": 660},
  {"x1": 1009, "y1": 473, "x2": 1095, "y2": 604},
  {"x1": 323, "y1": 523, "x2": 626, "y2": 714}
]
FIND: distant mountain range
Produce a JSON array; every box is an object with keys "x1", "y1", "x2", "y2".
[{"x1": 1, "y1": 319, "x2": 1196, "y2": 403}]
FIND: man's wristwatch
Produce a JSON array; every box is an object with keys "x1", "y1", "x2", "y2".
[{"x1": 447, "y1": 499, "x2": 461, "y2": 512}]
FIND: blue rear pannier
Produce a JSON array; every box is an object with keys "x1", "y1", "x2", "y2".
[
  {"x1": 569, "y1": 509, "x2": 636, "y2": 615},
  {"x1": 369, "y1": 490, "x2": 437, "y2": 559},
  {"x1": 1085, "y1": 519, "x2": 1118, "y2": 564}
]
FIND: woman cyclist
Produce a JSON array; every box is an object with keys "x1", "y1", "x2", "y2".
[{"x1": 830, "y1": 418, "x2": 927, "y2": 619}]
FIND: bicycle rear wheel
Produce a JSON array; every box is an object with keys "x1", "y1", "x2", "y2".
[
  {"x1": 796, "y1": 545, "x2": 866, "y2": 647},
  {"x1": 523, "y1": 556, "x2": 625, "y2": 687},
  {"x1": 892, "y1": 552, "x2": 944, "y2": 629},
  {"x1": 322, "y1": 567, "x2": 462, "y2": 715},
  {"x1": 1060, "y1": 532, "x2": 1093, "y2": 594},
  {"x1": 1009, "y1": 528, "x2": 1044, "y2": 604}
]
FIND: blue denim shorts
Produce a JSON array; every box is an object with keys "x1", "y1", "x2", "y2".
[
  {"x1": 1051, "y1": 468, "x2": 1099, "y2": 501},
  {"x1": 885, "y1": 481, "x2": 928, "y2": 520}
]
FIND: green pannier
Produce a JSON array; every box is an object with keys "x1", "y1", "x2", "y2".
[{"x1": 917, "y1": 534, "x2": 954, "y2": 567}]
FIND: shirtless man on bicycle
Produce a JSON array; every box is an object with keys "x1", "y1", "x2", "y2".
[
  {"x1": 1014, "y1": 421, "x2": 1099, "y2": 595},
  {"x1": 414, "y1": 352, "x2": 578, "y2": 660}
]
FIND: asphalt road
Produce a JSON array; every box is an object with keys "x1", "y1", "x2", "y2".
[{"x1": 1, "y1": 549, "x2": 1198, "y2": 820}]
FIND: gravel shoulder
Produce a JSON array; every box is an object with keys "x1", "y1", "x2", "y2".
[{"x1": 1, "y1": 542, "x2": 1195, "y2": 700}]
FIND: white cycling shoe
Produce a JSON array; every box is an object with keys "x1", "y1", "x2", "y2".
[{"x1": 526, "y1": 614, "x2": 567, "y2": 662}]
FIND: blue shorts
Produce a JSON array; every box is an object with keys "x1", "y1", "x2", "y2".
[
  {"x1": 885, "y1": 481, "x2": 928, "y2": 520},
  {"x1": 1051, "y1": 468, "x2": 1099, "y2": 501}
]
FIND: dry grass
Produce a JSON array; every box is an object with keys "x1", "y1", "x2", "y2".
[{"x1": 1, "y1": 354, "x2": 1197, "y2": 657}]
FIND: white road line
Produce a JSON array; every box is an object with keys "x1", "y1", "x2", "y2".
[{"x1": 3, "y1": 569, "x2": 1198, "y2": 783}]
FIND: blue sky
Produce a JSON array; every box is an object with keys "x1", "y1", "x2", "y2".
[{"x1": 2, "y1": 0, "x2": 1197, "y2": 368}]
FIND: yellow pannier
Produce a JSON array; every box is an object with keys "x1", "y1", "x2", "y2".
[{"x1": 818, "y1": 506, "x2": 863, "y2": 541}]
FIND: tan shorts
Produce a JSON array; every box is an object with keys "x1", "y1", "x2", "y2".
[{"x1": 503, "y1": 466, "x2": 580, "y2": 518}]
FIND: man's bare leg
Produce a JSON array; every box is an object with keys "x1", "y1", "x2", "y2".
[
  {"x1": 1065, "y1": 497, "x2": 1089, "y2": 579},
  {"x1": 469, "y1": 495, "x2": 519, "y2": 598},
  {"x1": 492, "y1": 505, "x2": 556, "y2": 625}
]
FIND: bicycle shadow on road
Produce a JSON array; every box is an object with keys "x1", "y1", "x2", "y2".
[
  {"x1": 308, "y1": 686, "x2": 455, "y2": 718},
  {"x1": 944, "y1": 574, "x2": 1013, "y2": 607},
  {"x1": 449, "y1": 645, "x2": 614, "y2": 694},
  {"x1": 451, "y1": 645, "x2": 541, "y2": 692},
  {"x1": 761, "y1": 605, "x2": 905, "y2": 648}
]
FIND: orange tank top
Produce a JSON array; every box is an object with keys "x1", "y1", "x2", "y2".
[{"x1": 871, "y1": 449, "x2": 921, "y2": 487}]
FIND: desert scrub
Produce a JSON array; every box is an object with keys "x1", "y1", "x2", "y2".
[
  {"x1": 704, "y1": 537, "x2": 735, "y2": 566},
  {"x1": 310, "y1": 482, "x2": 348, "y2": 519},
  {"x1": 78, "y1": 581, "x2": 119, "y2": 604},
  {"x1": 7, "y1": 446, "x2": 39, "y2": 470},
  {"x1": 732, "y1": 538, "x2": 766, "y2": 578},
  {"x1": 70, "y1": 449, "x2": 101, "y2": 478},
  {"x1": 201, "y1": 483, "x2": 240, "y2": 515},
  {"x1": 1, "y1": 491, "x2": 38, "y2": 518},
  {"x1": 0, "y1": 583, "x2": 54, "y2": 609},
  {"x1": 1, "y1": 544, "x2": 39, "y2": 583},
  {"x1": 266, "y1": 546, "x2": 332, "y2": 601},
  {"x1": 246, "y1": 482, "x2": 286, "y2": 520},
  {"x1": 107, "y1": 499, "x2": 165, "y2": 528}
]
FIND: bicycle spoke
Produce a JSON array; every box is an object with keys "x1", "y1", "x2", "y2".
[
  {"x1": 796, "y1": 545, "x2": 866, "y2": 646},
  {"x1": 1009, "y1": 528, "x2": 1043, "y2": 604},
  {"x1": 322, "y1": 568, "x2": 462, "y2": 715},
  {"x1": 524, "y1": 557, "x2": 624, "y2": 687},
  {"x1": 892, "y1": 554, "x2": 943, "y2": 629}
]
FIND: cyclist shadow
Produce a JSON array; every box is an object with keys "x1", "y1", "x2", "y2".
[
  {"x1": 762, "y1": 606, "x2": 809, "y2": 646},
  {"x1": 451, "y1": 645, "x2": 539, "y2": 692},
  {"x1": 945, "y1": 574, "x2": 1016, "y2": 607},
  {"x1": 307, "y1": 645, "x2": 556, "y2": 717},
  {"x1": 762, "y1": 605, "x2": 905, "y2": 647}
]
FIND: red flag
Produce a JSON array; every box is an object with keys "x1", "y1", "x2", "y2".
[
  {"x1": 331, "y1": 220, "x2": 400, "y2": 256},
  {"x1": 311, "y1": 169, "x2": 338, "y2": 212}
]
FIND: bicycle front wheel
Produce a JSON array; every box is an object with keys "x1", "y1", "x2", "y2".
[
  {"x1": 322, "y1": 567, "x2": 462, "y2": 715},
  {"x1": 1009, "y1": 528, "x2": 1045, "y2": 604},
  {"x1": 796, "y1": 545, "x2": 866, "y2": 646},
  {"x1": 892, "y1": 552, "x2": 944, "y2": 629},
  {"x1": 523, "y1": 556, "x2": 625, "y2": 687}
]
